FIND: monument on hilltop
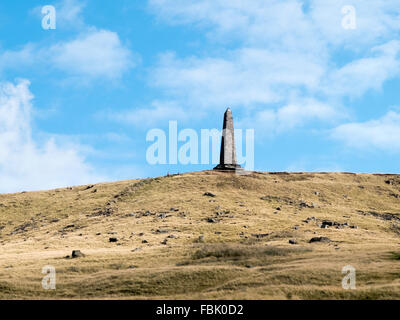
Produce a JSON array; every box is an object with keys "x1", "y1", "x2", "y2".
[{"x1": 214, "y1": 108, "x2": 243, "y2": 172}]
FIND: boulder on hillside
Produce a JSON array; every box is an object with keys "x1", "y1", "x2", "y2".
[{"x1": 72, "y1": 250, "x2": 85, "y2": 258}]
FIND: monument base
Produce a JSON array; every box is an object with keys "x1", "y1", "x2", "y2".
[{"x1": 213, "y1": 163, "x2": 244, "y2": 172}]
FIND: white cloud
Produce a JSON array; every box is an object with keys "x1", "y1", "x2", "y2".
[
  {"x1": 103, "y1": 100, "x2": 191, "y2": 127},
  {"x1": 151, "y1": 49, "x2": 325, "y2": 108},
  {"x1": 148, "y1": 0, "x2": 400, "y2": 134},
  {"x1": 149, "y1": 0, "x2": 320, "y2": 50},
  {"x1": 57, "y1": 0, "x2": 86, "y2": 29},
  {"x1": 150, "y1": 0, "x2": 400, "y2": 48},
  {"x1": 323, "y1": 41, "x2": 400, "y2": 97},
  {"x1": 0, "y1": 80, "x2": 104, "y2": 193},
  {"x1": 0, "y1": 44, "x2": 35, "y2": 72},
  {"x1": 309, "y1": 0, "x2": 400, "y2": 47},
  {"x1": 332, "y1": 111, "x2": 400, "y2": 151},
  {"x1": 238, "y1": 99, "x2": 342, "y2": 135},
  {"x1": 0, "y1": 29, "x2": 136, "y2": 81},
  {"x1": 5, "y1": 0, "x2": 137, "y2": 82},
  {"x1": 49, "y1": 29, "x2": 137, "y2": 80}
]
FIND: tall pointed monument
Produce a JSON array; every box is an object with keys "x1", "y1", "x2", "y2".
[{"x1": 214, "y1": 108, "x2": 243, "y2": 171}]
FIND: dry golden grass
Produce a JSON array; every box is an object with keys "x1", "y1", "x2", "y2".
[{"x1": 0, "y1": 170, "x2": 400, "y2": 299}]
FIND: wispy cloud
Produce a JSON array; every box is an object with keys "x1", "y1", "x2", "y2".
[
  {"x1": 323, "y1": 41, "x2": 400, "y2": 97},
  {"x1": 147, "y1": 0, "x2": 400, "y2": 134},
  {"x1": 57, "y1": 0, "x2": 86, "y2": 29},
  {"x1": 49, "y1": 29, "x2": 138, "y2": 80},
  {"x1": 238, "y1": 98, "x2": 344, "y2": 136},
  {"x1": 149, "y1": 0, "x2": 400, "y2": 48},
  {"x1": 100, "y1": 100, "x2": 192, "y2": 128},
  {"x1": 332, "y1": 111, "x2": 400, "y2": 152},
  {"x1": 0, "y1": 80, "x2": 104, "y2": 193},
  {"x1": 6, "y1": 0, "x2": 138, "y2": 82},
  {"x1": 151, "y1": 50, "x2": 325, "y2": 108}
]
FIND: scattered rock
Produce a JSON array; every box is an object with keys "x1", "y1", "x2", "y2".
[
  {"x1": 309, "y1": 237, "x2": 331, "y2": 243},
  {"x1": 161, "y1": 239, "x2": 168, "y2": 245},
  {"x1": 167, "y1": 234, "x2": 177, "y2": 239},
  {"x1": 289, "y1": 239, "x2": 298, "y2": 245},
  {"x1": 109, "y1": 237, "x2": 118, "y2": 243},
  {"x1": 142, "y1": 240, "x2": 148, "y2": 244},
  {"x1": 203, "y1": 192, "x2": 216, "y2": 197},
  {"x1": 357, "y1": 210, "x2": 400, "y2": 222},
  {"x1": 156, "y1": 229, "x2": 169, "y2": 234},
  {"x1": 72, "y1": 250, "x2": 85, "y2": 258},
  {"x1": 302, "y1": 217, "x2": 316, "y2": 223},
  {"x1": 322, "y1": 220, "x2": 334, "y2": 227},
  {"x1": 170, "y1": 208, "x2": 179, "y2": 212},
  {"x1": 91, "y1": 207, "x2": 114, "y2": 217},
  {"x1": 128, "y1": 265, "x2": 137, "y2": 269},
  {"x1": 207, "y1": 218, "x2": 217, "y2": 223},
  {"x1": 299, "y1": 201, "x2": 314, "y2": 209},
  {"x1": 251, "y1": 233, "x2": 269, "y2": 239}
]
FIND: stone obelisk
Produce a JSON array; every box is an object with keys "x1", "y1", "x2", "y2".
[{"x1": 214, "y1": 108, "x2": 243, "y2": 171}]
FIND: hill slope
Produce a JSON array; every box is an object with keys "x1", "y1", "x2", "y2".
[{"x1": 1, "y1": 170, "x2": 400, "y2": 299}]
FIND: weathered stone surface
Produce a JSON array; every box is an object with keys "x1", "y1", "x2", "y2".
[
  {"x1": 203, "y1": 192, "x2": 216, "y2": 197},
  {"x1": 72, "y1": 250, "x2": 84, "y2": 258},
  {"x1": 309, "y1": 237, "x2": 331, "y2": 243},
  {"x1": 156, "y1": 229, "x2": 169, "y2": 234},
  {"x1": 214, "y1": 108, "x2": 243, "y2": 171},
  {"x1": 251, "y1": 233, "x2": 269, "y2": 239}
]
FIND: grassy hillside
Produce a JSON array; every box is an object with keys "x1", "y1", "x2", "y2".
[{"x1": 0, "y1": 170, "x2": 400, "y2": 299}]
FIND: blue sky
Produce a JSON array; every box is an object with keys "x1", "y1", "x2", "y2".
[{"x1": 0, "y1": 0, "x2": 399, "y2": 192}]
